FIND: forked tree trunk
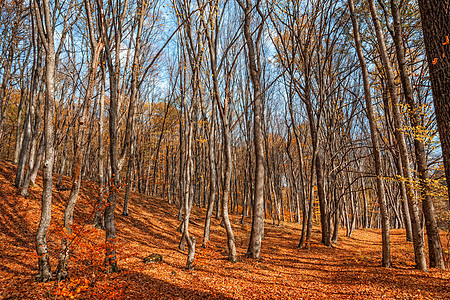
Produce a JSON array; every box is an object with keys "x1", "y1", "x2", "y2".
[
  {"x1": 15, "y1": 47, "x2": 41, "y2": 188},
  {"x1": 21, "y1": 134, "x2": 44, "y2": 196},
  {"x1": 237, "y1": 0, "x2": 265, "y2": 259},
  {"x1": 15, "y1": 106, "x2": 32, "y2": 188}
]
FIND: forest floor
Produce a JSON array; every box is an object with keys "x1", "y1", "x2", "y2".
[{"x1": 0, "y1": 160, "x2": 449, "y2": 299}]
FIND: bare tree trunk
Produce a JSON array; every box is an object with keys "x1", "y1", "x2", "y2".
[
  {"x1": 367, "y1": 0, "x2": 426, "y2": 270},
  {"x1": 21, "y1": 134, "x2": 44, "y2": 196},
  {"x1": 122, "y1": 146, "x2": 134, "y2": 216},
  {"x1": 390, "y1": 0, "x2": 444, "y2": 269},
  {"x1": 331, "y1": 196, "x2": 339, "y2": 244},
  {"x1": 15, "y1": 43, "x2": 41, "y2": 187},
  {"x1": 417, "y1": 0, "x2": 450, "y2": 207},
  {"x1": 56, "y1": 38, "x2": 102, "y2": 280},
  {"x1": 237, "y1": 0, "x2": 265, "y2": 259},
  {"x1": 221, "y1": 121, "x2": 237, "y2": 262},
  {"x1": 395, "y1": 154, "x2": 413, "y2": 241},
  {"x1": 304, "y1": 160, "x2": 315, "y2": 250},
  {"x1": 203, "y1": 105, "x2": 216, "y2": 246},
  {"x1": 14, "y1": 109, "x2": 25, "y2": 164},
  {"x1": 56, "y1": 132, "x2": 69, "y2": 189},
  {"x1": 94, "y1": 70, "x2": 105, "y2": 228},
  {"x1": 316, "y1": 155, "x2": 331, "y2": 246},
  {"x1": 98, "y1": 0, "x2": 120, "y2": 272},
  {"x1": 34, "y1": 0, "x2": 56, "y2": 282},
  {"x1": 349, "y1": 0, "x2": 391, "y2": 267},
  {"x1": 15, "y1": 104, "x2": 32, "y2": 187},
  {"x1": 181, "y1": 103, "x2": 196, "y2": 269}
]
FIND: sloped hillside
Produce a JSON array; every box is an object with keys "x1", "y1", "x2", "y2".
[{"x1": 0, "y1": 160, "x2": 449, "y2": 299}]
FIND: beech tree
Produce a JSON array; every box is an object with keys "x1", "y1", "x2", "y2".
[
  {"x1": 366, "y1": 0, "x2": 427, "y2": 271},
  {"x1": 33, "y1": 0, "x2": 56, "y2": 282},
  {"x1": 236, "y1": 0, "x2": 266, "y2": 260},
  {"x1": 348, "y1": 0, "x2": 391, "y2": 267},
  {"x1": 417, "y1": 0, "x2": 450, "y2": 207}
]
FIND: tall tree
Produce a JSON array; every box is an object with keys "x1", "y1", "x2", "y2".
[
  {"x1": 55, "y1": 0, "x2": 103, "y2": 277},
  {"x1": 366, "y1": 0, "x2": 427, "y2": 271},
  {"x1": 348, "y1": 0, "x2": 391, "y2": 267},
  {"x1": 237, "y1": 0, "x2": 266, "y2": 259},
  {"x1": 199, "y1": 0, "x2": 238, "y2": 262},
  {"x1": 417, "y1": 0, "x2": 450, "y2": 206},
  {"x1": 33, "y1": 0, "x2": 56, "y2": 282},
  {"x1": 389, "y1": 0, "x2": 444, "y2": 269}
]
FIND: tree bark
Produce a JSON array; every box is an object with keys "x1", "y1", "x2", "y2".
[
  {"x1": 390, "y1": 0, "x2": 444, "y2": 269},
  {"x1": 237, "y1": 0, "x2": 265, "y2": 259},
  {"x1": 94, "y1": 70, "x2": 105, "y2": 228},
  {"x1": 56, "y1": 39, "x2": 102, "y2": 280},
  {"x1": 367, "y1": 0, "x2": 426, "y2": 270},
  {"x1": 417, "y1": 0, "x2": 450, "y2": 207},
  {"x1": 349, "y1": 0, "x2": 391, "y2": 267},
  {"x1": 203, "y1": 108, "x2": 216, "y2": 246},
  {"x1": 34, "y1": 0, "x2": 56, "y2": 282}
]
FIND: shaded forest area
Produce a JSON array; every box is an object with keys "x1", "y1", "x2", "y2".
[{"x1": 0, "y1": 0, "x2": 450, "y2": 298}]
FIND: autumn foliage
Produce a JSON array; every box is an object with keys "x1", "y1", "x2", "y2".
[{"x1": 0, "y1": 160, "x2": 449, "y2": 299}]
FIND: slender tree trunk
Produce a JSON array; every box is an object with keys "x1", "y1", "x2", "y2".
[
  {"x1": 203, "y1": 104, "x2": 216, "y2": 246},
  {"x1": 181, "y1": 102, "x2": 196, "y2": 269},
  {"x1": 367, "y1": 0, "x2": 426, "y2": 271},
  {"x1": 316, "y1": 155, "x2": 331, "y2": 246},
  {"x1": 56, "y1": 40, "x2": 102, "y2": 280},
  {"x1": 304, "y1": 160, "x2": 315, "y2": 250},
  {"x1": 123, "y1": 147, "x2": 134, "y2": 216},
  {"x1": 238, "y1": 0, "x2": 265, "y2": 259},
  {"x1": 332, "y1": 194, "x2": 339, "y2": 244},
  {"x1": 390, "y1": 0, "x2": 444, "y2": 269},
  {"x1": 94, "y1": 71, "x2": 105, "y2": 228},
  {"x1": 21, "y1": 134, "x2": 44, "y2": 196},
  {"x1": 221, "y1": 122, "x2": 237, "y2": 262},
  {"x1": 14, "y1": 103, "x2": 25, "y2": 165},
  {"x1": 15, "y1": 105, "x2": 32, "y2": 187},
  {"x1": 349, "y1": 0, "x2": 391, "y2": 267},
  {"x1": 34, "y1": 0, "x2": 56, "y2": 282},
  {"x1": 56, "y1": 133, "x2": 69, "y2": 189},
  {"x1": 395, "y1": 154, "x2": 413, "y2": 241}
]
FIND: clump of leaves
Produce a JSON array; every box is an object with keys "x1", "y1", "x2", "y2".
[{"x1": 143, "y1": 253, "x2": 163, "y2": 263}]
